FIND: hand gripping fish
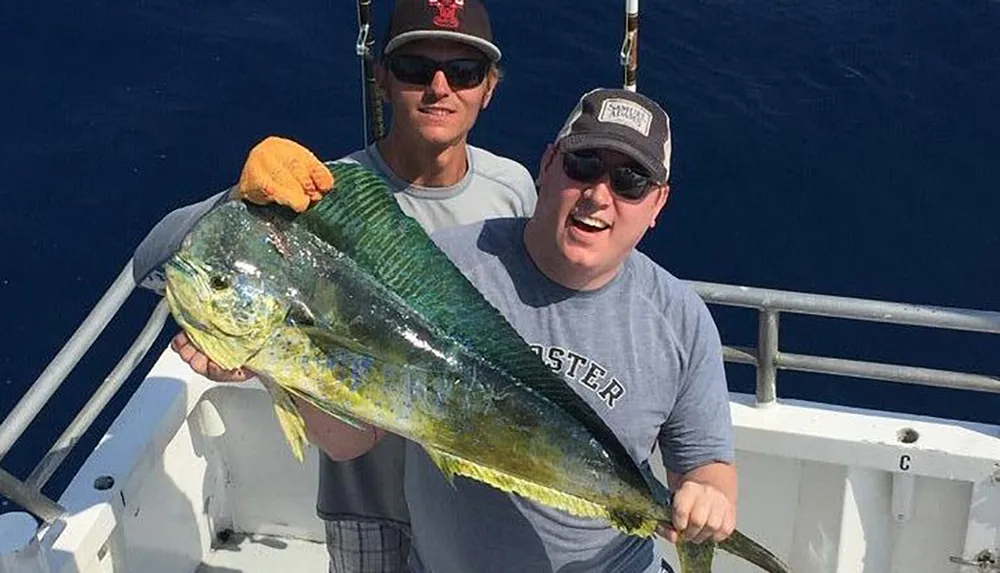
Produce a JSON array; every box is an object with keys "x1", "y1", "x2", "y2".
[{"x1": 164, "y1": 163, "x2": 792, "y2": 573}]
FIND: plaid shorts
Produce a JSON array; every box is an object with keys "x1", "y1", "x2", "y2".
[
  {"x1": 325, "y1": 519, "x2": 411, "y2": 573},
  {"x1": 324, "y1": 518, "x2": 674, "y2": 573}
]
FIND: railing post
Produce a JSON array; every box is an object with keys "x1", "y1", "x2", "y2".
[
  {"x1": 0, "y1": 469, "x2": 62, "y2": 524},
  {"x1": 0, "y1": 261, "x2": 136, "y2": 464},
  {"x1": 25, "y1": 300, "x2": 171, "y2": 491},
  {"x1": 756, "y1": 310, "x2": 779, "y2": 406}
]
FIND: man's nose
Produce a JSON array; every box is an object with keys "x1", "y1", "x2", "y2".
[
  {"x1": 427, "y1": 69, "x2": 451, "y2": 96},
  {"x1": 583, "y1": 177, "x2": 615, "y2": 205}
]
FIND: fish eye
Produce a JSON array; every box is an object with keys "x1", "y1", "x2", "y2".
[{"x1": 209, "y1": 275, "x2": 230, "y2": 291}]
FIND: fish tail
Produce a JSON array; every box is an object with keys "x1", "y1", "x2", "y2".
[
  {"x1": 676, "y1": 540, "x2": 716, "y2": 573},
  {"x1": 718, "y1": 529, "x2": 793, "y2": 573},
  {"x1": 637, "y1": 459, "x2": 791, "y2": 573},
  {"x1": 672, "y1": 530, "x2": 793, "y2": 573}
]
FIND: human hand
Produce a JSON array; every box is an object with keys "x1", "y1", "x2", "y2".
[
  {"x1": 171, "y1": 331, "x2": 254, "y2": 383},
  {"x1": 232, "y1": 136, "x2": 335, "y2": 212},
  {"x1": 656, "y1": 480, "x2": 736, "y2": 544}
]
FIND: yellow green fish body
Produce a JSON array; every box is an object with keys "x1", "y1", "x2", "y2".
[{"x1": 164, "y1": 163, "x2": 790, "y2": 573}]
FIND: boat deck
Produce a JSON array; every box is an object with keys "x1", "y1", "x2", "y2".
[{"x1": 196, "y1": 532, "x2": 327, "y2": 573}]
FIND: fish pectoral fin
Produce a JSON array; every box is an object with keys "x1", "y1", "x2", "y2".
[
  {"x1": 287, "y1": 387, "x2": 370, "y2": 432},
  {"x1": 298, "y1": 325, "x2": 379, "y2": 361},
  {"x1": 258, "y1": 376, "x2": 310, "y2": 463}
]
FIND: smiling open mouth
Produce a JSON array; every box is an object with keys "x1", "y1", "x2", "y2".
[
  {"x1": 420, "y1": 107, "x2": 453, "y2": 116},
  {"x1": 569, "y1": 213, "x2": 610, "y2": 233}
]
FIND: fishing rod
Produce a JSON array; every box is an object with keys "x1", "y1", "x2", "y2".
[
  {"x1": 621, "y1": 0, "x2": 639, "y2": 91},
  {"x1": 356, "y1": 0, "x2": 385, "y2": 145}
]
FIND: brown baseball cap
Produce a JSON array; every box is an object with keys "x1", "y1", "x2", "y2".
[{"x1": 382, "y1": 0, "x2": 501, "y2": 62}]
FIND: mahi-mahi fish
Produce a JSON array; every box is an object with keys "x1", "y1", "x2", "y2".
[{"x1": 163, "y1": 162, "x2": 792, "y2": 573}]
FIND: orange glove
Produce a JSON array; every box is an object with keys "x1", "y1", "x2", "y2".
[{"x1": 233, "y1": 136, "x2": 335, "y2": 212}]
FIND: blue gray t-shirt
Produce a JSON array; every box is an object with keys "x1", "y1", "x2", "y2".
[{"x1": 406, "y1": 218, "x2": 734, "y2": 573}]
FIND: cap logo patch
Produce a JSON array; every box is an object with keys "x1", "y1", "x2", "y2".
[
  {"x1": 429, "y1": 0, "x2": 464, "y2": 29},
  {"x1": 597, "y1": 98, "x2": 652, "y2": 137}
]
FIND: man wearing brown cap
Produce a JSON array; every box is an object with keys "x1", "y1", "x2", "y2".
[
  {"x1": 306, "y1": 88, "x2": 738, "y2": 573},
  {"x1": 132, "y1": 1, "x2": 535, "y2": 571}
]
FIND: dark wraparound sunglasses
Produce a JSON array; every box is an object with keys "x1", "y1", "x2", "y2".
[
  {"x1": 385, "y1": 54, "x2": 490, "y2": 90},
  {"x1": 561, "y1": 150, "x2": 658, "y2": 200}
]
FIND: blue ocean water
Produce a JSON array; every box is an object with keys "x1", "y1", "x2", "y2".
[{"x1": 1, "y1": 0, "x2": 998, "y2": 504}]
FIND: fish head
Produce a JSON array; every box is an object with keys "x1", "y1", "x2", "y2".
[{"x1": 164, "y1": 201, "x2": 294, "y2": 370}]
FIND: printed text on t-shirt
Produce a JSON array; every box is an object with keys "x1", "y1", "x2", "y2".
[{"x1": 528, "y1": 344, "x2": 626, "y2": 409}]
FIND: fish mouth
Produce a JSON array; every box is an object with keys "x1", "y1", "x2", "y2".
[
  {"x1": 163, "y1": 257, "x2": 269, "y2": 370},
  {"x1": 164, "y1": 255, "x2": 201, "y2": 286},
  {"x1": 164, "y1": 258, "x2": 210, "y2": 330}
]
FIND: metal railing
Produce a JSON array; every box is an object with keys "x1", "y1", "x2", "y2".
[
  {"x1": 1, "y1": 261, "x2": 998, "y2": 527},
  {"x1": 688, "y1": 281, "x2": 1000, "y2": 405},
  {"x1": 0, "y1": 260, "x2": 171, "y2": 526}
]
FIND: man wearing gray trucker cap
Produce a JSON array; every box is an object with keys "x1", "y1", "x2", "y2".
[{"x1": 311, "y1": 87, "x2": 738, "y2": 573}]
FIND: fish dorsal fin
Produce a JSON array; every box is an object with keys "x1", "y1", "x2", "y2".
[{"x1": 296, "y1": 162, "x2": 647, "y2": 492}]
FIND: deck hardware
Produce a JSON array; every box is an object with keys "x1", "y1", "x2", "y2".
[
  {"x1": 217, "y1": 528, "x2": 234, "y2": 544},
  {"x1": 92, "y1": 475, "x2": 114, "y2": 491},
  {"x1": 950, "y1": 550, "x2": 1000, "y2": 570},
  {"x1": 897, "y1": 427, "x2": 919, "y2": 443}
]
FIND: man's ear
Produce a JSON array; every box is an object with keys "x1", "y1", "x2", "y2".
[
  {"x1": 540, "y1": 144, "x2": 556, "y2": 169},
  {"x1": 535, "y1": 144, "x2": 557, "y2": 187},
  {"x1": 481, "y1": 74, "x2": 497, "y2": 109},
  {"x1": 648, "y1": 184, "x2": 671, "y2": 228}
]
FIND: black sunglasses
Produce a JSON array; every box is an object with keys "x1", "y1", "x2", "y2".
[
  {"x1": 561, "y1": 150, "x2": 657, "y2": 200},
  {"x1": 385, "y1": 54, "x2": 490, "y2": 90}
]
